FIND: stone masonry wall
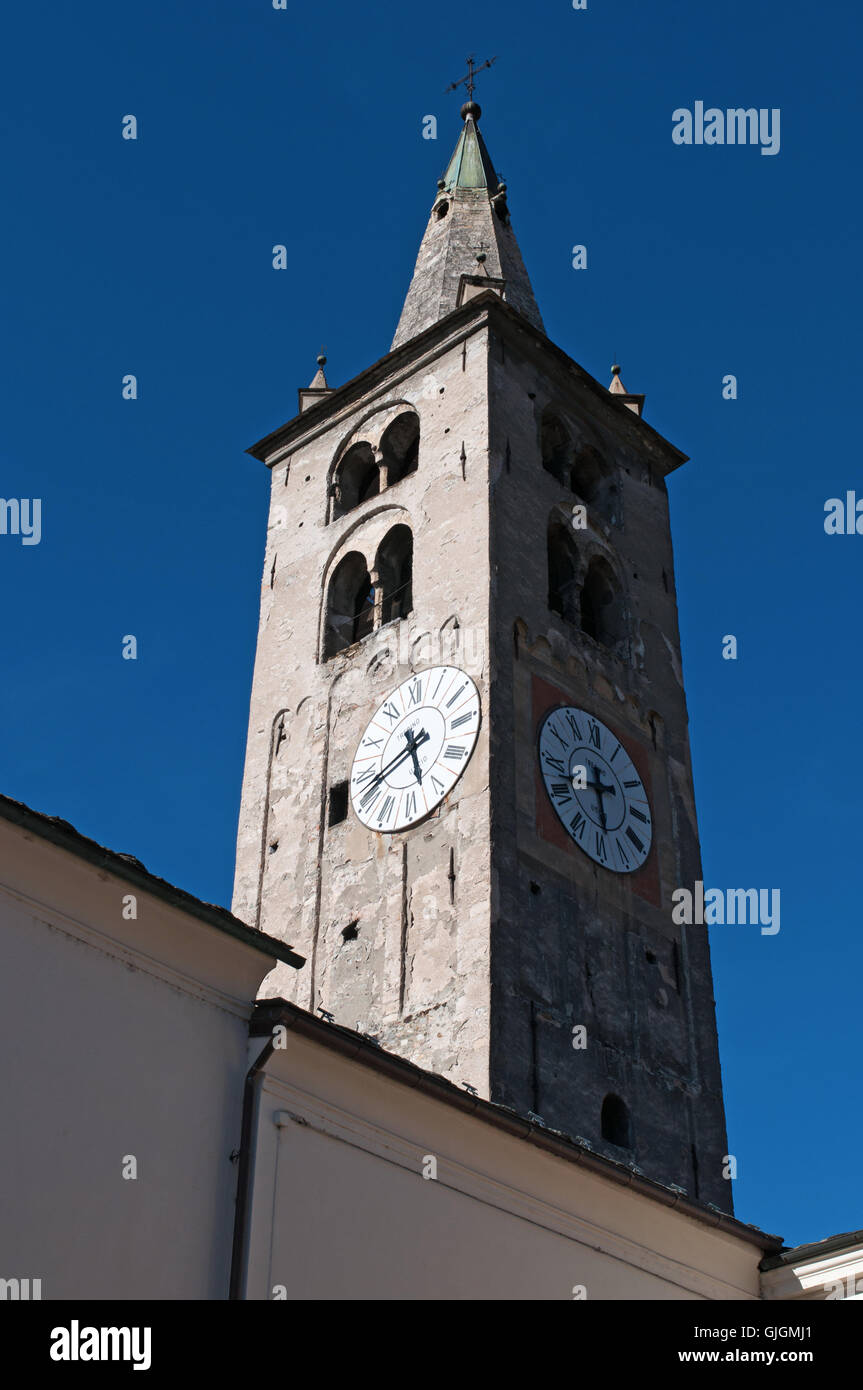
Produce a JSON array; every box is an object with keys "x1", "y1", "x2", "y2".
[
  {"x1": 233, "y1": 321, "x2": 495, "y2": 1094},
  {"x1": 486, "y1": 313, "x2": 731, "y2": 1210}
]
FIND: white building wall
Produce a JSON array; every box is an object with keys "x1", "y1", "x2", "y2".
[
  {"x1": 0, "y1": 814, "x2": 280, "y2": 1300},
  {"x1": 243, "y1": 1027, "x2": 768, "y2": 1302}
]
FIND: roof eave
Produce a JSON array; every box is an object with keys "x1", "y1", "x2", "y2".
[
  {"x1": 246, "y1": 292, "x2": 688, "y2": 475},
  {"x1": 251, "y1": 997, "x2": 782, "y2": 1255},
  {"x1": 0, "y1": 793, "x2": 305, "y2": 970}
]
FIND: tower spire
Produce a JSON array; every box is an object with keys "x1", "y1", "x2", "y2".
[{"x1": 391, "y1": 101, "x2": 544, "y2": 350}]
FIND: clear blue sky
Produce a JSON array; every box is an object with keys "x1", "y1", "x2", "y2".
[{"x1": 2, "y1": 0, "x2": 859, "y2": 1250}]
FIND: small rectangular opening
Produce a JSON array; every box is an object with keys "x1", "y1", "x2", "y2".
[{"x1": 328, "y1": 781, "x2": 349, "y2": 826}]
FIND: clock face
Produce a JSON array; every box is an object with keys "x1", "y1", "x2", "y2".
[
  {"x1": 538, "y1": 706, "x2": 652, "y2": 873},
  {"x1": 350, "y1": 666, "x2": 481, "y2": 832}
]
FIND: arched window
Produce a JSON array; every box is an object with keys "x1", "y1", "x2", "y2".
[
  {"x1": 601, "y1": 1094, "x2": 632, "y2": 1148},
  {"x1": 571, "y1": 445, "x2": 618, "y2": 525},
  {"x1": 580, "y1": 556, "x2": 626, "y2": 653},
  {"x1": 323, "y1": 552, "x2": 375, "y2": 658},
  {"x1": 541, "y1": 410, "x2": 571, "y2": 483},
  {"x1": 380, "y1": 412, "x2": 420, "y2": 487},
  {"x1": 332, "y1": 443, "x2": 379, "y2": 519},
  {"x1": 376, "y1": 525, "x2": 413, "y2": 626},
  {"x1": 375, "y1": 525, "x2": 411, "y2": 625},
  {"x1": 547, "y1": 522, "x2": 579, "y2": 623}
]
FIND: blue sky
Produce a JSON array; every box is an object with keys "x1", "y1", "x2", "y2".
[{"x1": 2, "y1": 0, "x2": 860, "y2": 1249}]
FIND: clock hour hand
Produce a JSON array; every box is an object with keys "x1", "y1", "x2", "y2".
[
  {"x1": 411, "y1": 745, "x2": 425, "y2": 789},
  {"x1": 369, "y1": 729, "x2": 430, "y2": 789},
  {"x1": 586, "y1": 761, "x2": 615, "y2": 830},
  {"x1": 407, "y1": 734, "x2": 424, "y2": 784}
]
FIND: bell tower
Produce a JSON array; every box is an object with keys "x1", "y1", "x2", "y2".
[{"x1": 232, "y1": 100, "x2": 732, "y2": 1210}]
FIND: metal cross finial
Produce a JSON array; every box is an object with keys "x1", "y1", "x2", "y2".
[{"x1": 445, "y1": 54, "x2": 498, "y2": 100}]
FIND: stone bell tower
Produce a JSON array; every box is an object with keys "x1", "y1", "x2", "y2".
[{"x1": 232, "y1": 99, "x2": 732, "y2": 1210}]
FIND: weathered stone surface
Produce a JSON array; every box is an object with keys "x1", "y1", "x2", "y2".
[
  {"x1": 485, "y1": 309, "x2": 730, "y2": 1209},
  {"x1": 233, "y1": 314, "x2": 495, "y2": 1095},
  {"x1": 232, "y1": 293, "x2": 731, "y2": 1211}
]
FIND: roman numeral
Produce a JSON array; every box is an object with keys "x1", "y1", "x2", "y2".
[
  {"x1": 354, "y1": 767, "x2": 375, "y2": 787},
  {"x1": 570, "y1": 811, "x2": 586, "y2": 840},
  {"x1": 565, "y1": 712, "x2": 583, "y2": 741},
  {"x1": 432, "y1": 671, "x2": 447, "y2": 698},
  {"x1": 431, "y1": 774, "x2": 445, "y2": 795},
  {"x1": 623, "y1": 779, "x2": 639, "y2": 789},
  {"x1": 544, "y1": 754, "x2": 566, "y2": 775},
  {"x1": 381, "y1": 702, "x2": 400, "y2": 725},
  {"x1": 629, "y1": 806, "x2": 649, "y2": 824},
  {"x1": 377, "y1": 795, "x2": 395, "y2": 826},
  {"x1": 444, "y1": 744, "x2": 465, "y2": 761},
  {"x1": 588, "y1": 720, "x2": 601, "y2": 749},
  {"x1": 450, "y1": 713, "x2": 473, "y2": 730},
  {"x1": 407, "y1": 679, "x2": 422, "y2": 707},
  {"x1": 405, "y1": 791, "x2": 417, "y2": 819},
  {"x1": 595, "y1": 831, "x2": 607, "y2": 863},
  {"x1": 609, "y1": 744, "x2": 622, "y2": 764},
  {"x1": 551, "y1": 781, "x2": 572, "y2": 803},
  {"x1": 446, "y1": 683, "x2": 468, "y2": 708},
  {"x1": 626, "y1": 826, "x2": 644, "y2": 853},
  {"x1": 615, "y1": 837, "x2": 631, "y2": 868},
  {"x1": 362, "y1": 735, "x2": 383, "y2": 749},
  {"x1": 550, "y1": 724, "x2": 568, "y2": 749},
  {"x1": 360, "y1": 785, "x2": 383, "y2": 811}
]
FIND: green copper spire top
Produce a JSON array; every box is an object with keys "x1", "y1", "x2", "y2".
[
  {"x1": 442, "y1": 102, "x2": 501, "y2": 192},
  {"x1": 391, "y1": 101, "x2": 544, "y2": 349}
]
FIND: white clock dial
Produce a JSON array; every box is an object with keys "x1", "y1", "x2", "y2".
[
  {"x1": 350, "y1": 666, "x2": 481, "y2": 832},
  {"x1": 538, "y1": 706, "x2": 652, "y2": 873}
]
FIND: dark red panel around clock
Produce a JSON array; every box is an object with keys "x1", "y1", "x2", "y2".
[{"x1": 530, "y1": 673, "x2": 660, "y2": 906}]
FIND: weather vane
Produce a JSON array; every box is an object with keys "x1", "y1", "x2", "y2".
[{"x1": 445, "y1": 54, "x2": 498, "y2": 101}]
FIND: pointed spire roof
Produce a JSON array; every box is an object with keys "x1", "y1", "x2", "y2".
[
  {"x1": 442, "y1": 102, "x2": 501, "y2": 191},
  {"x1": 298, "y1": 352, "x2": 333, "y2": 414},
  {"x1": 308, "y1": 353, "x2": 329, "y2": 390},
  {"x1": 608, "y1": 363, "x2": 628, "y2": 395},
  {"x1": 608, "y1": 364, "x2": 645, "y2": 418},
  {"x1": 391, "y1": 103, "x2": 544, "y2": 350}
]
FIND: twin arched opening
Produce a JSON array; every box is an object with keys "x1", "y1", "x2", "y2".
[
  {"x1": 323, "y1": 523, "x2": 414, "y2": 660},
  {"x1": 541, "y1": 410, "x2": 619, "y2": 525},
  {"x1": 547, "y1": 523, "x2": 628, "y2": 657},
  {"x1": 331, "y1": 411, "x2": 419, "y2": 521}
]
